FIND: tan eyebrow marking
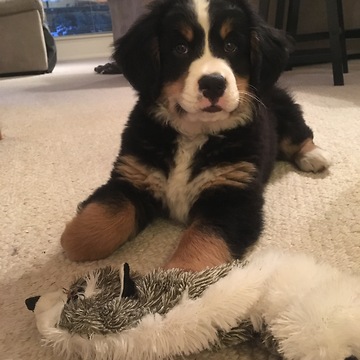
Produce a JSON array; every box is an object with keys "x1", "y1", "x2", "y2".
[
  {"x1": 220, "y1": 19, "x2": 233, "y2": 40},
  {"x1": 179, "y1": 23, "x2": 194, "y2": 42}
]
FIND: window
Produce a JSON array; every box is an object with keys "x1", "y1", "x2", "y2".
[{"x1": 42, "y1": 0, "x2": 112, "y2": 37}]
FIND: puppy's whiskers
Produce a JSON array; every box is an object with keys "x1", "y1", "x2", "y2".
[{"x1": 239, "y1": 90, "x2": 266, "y2": 109}]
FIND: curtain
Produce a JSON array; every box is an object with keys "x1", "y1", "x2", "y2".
[{"x1": 108, "y1": 0, "x2": 150, "y2": 41}]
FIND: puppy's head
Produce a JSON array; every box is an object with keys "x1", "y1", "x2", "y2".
[{"x1": 114, "y1": 0, "x2": 290, "y2": 134}]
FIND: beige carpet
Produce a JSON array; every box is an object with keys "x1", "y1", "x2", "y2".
[{"x1": 1, "y1": 59, "x2": 360, "y2": 360}]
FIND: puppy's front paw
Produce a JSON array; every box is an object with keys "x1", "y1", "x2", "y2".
[
  {"x1": 295, "y1": 147, "x2": 331, "y2": 173},
  {"x1": 61, "y1": 202, "x2": 136, "y2": 262}
]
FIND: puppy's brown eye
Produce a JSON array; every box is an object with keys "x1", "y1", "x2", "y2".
[
  {"x1": 224, "y1": 42, "x2": 237, "y2": 53},
  {"x1": 174, "y1": 44, "x2": 189, "y2": 55}
]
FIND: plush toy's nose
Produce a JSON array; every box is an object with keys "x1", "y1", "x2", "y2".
[{"x1": 25, "y1": 296, "x2": 41, "y2": 311}]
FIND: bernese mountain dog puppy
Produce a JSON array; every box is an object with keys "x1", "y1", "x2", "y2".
[{"x1": 61, "y1": 0, "x2": 330, "y2": 271}]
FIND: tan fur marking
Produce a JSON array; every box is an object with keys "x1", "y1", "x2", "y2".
[
  {"x1": 152, "y1": 73, "x2": 188, "y2": 129},
  {"x1": 194, "y1": 161, "x2": 256, "y2": 194},
  {"x1": 235, "y1": 75, "x2": 253, "y2": 111},
  {"x1": 280, "y1": 137, "x2": 316, "y2": 160},
  {"x1": 61, "y1": 202, "x2": 136, "y2": 261},
  {"x1": 236, "y1": 75, "x2": 250, "y2": 95},
  {"x1": 154, "y1": 75, "x2": 188, "y2": 119},
  {"x1": 162, "y1": 75, "x2": 187, "y2": 99},
  {"x1": 115, "y1": 155, "x2": 166, "y2": 201},
  {"x1": 298, "y1": 138, "x2": 317, "y2": 155},
  {"x1": 179, "y1": 23, "x2": 194, "y2": 42},
  {"x1": 220, "y1": 19, "x2": 233, "y2": 40},
  {"x1": 117, "y1": 155, "x2": 255, "y2": 224},
  {"x1": 164, "y1": 222, "x2": 232, "y2": 271}
]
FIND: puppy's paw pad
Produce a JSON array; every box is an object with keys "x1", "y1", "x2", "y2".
[{"x1": 295, "y1": 147, "x2": 331, "y2": 173}]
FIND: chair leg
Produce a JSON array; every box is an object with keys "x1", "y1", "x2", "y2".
[
  {"x1": 275, "y1": 0, "x2": 286, "y2": 29},
  {"x1": 286, "y1": 0, "x2": 300, "y2": 38},
  {"x1": 337, "y1": 0, "x2": 348, "y2": 73},
  {"x1": 325, "y1": 0, "x2": 345, "y2": 85},
  {"x1": 258, "y1": 0, "x2": 271, "y2": 21},
  {"x1": 286, "y1": 0, "x2": 301, "y2": 70}
]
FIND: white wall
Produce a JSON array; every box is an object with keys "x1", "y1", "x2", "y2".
[{"x1": 55, "y1": 33, "x2": 113, "y2": 61}]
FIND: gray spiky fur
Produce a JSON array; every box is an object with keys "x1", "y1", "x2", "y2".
[{"x1": 58, "y1": 261, "x2": 279, "y2": 356}]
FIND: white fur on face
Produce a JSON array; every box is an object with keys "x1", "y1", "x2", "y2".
[
  {"x1": 177, "y1": 0, "x2": 245, "y2": 122},
  {"x1": 179, "y1": 56, "x2": 241, "y2": 116},
  {"x1": 153, "y1": 0, "x2": 252, "y2": 136},
  {"x1": 177, "y1": 0, "x2": 240, "y2": 121}
]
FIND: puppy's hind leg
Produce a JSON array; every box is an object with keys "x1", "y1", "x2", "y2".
[
  {"x1": 291, "y1": 138, "x2": 331, "y2": 173},
  {"x1": 61, "y1": 181, "x2": 157, "y2": 261},
  {"x1": 274, "y1": 87, "x2": 331, "y2": 173}
]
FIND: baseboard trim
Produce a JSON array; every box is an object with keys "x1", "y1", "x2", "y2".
[{"x1": 55, "y1": 33, "x2": 113, "y2": 61}]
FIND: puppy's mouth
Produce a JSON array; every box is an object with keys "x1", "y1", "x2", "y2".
[
  {"x1": 175, "y1": 103, "x2": 223, "y2": 115},
  {"x1": 201, "y1": 105, "x2": 223, "y2": 113}
]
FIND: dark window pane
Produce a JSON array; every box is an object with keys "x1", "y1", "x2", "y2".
[{"x1": 42, "y1": 0, "x2": 112, "y2": 37}]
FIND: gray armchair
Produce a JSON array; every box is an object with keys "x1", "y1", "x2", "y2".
[{"x1": 0, "y1": 0, "x2": 53, "y2": 76}]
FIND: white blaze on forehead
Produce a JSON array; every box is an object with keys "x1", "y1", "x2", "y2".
[
  {"x1": 193, "y1": 0, "x2": 210, "y2": 55},
  {"x1": 177, "y1": 0, "x2": 241, "y2": 120},
  {"x1": 152, "y1": 0, "x2": 251, "y2": 135}
]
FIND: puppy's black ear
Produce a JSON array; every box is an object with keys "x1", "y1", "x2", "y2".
[
  {"x1": 113, "y1": 6, "x2": 162, "y2": 101},
  {"x1": 250, "y1": 22, "x2": 292, "y2": 91}
]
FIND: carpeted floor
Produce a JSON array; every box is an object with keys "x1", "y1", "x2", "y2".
[{"x1": 1, "y1": 59, "x2": 360, "y2": 360}]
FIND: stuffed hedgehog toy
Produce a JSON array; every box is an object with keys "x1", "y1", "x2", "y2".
[{"x1": 26, "y1": 249, "x2": 360, "y2": 360}]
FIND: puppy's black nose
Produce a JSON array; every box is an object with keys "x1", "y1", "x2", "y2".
[{"x1": 198, "y1": 74, "x2": 226, "y2": 102}]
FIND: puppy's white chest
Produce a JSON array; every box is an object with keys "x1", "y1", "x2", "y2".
[{"x1": 165, "y1": 135, "x2": 207, "y2": 223}]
